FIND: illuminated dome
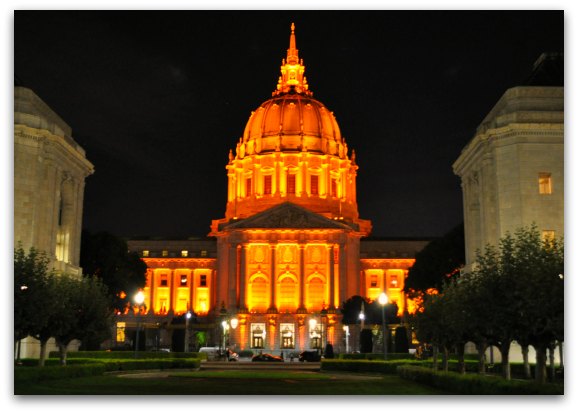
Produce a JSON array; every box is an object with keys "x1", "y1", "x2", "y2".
[
  {"x1": 237, "y1": 23, "x2": 347, "y2": 159},
  {"x1": 212, "y1": 23, "x2": 371, "y2": 237}
]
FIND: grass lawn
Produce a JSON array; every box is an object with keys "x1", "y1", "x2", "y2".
[{"x1": 15, "y1": 369, "x2": 449, "y2": 395}]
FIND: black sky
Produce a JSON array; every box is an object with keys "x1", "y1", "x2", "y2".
[{"x1": 14, "y1": 10, "x2": 564, "y2": 239}]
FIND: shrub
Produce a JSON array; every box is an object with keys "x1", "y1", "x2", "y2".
[
  {"x1": 339, "y1": 353, "x2": 415, "y2": 360},
  {"x1": 321, "y1": 359, "x2": 422, "y2": 374},
  {"x1": 15, "y1": 364, "x2": 107, "y2": 383},
  {"x1": 48, "y1": 350, "x2": 201, "y2": 359},
  {"x1": 397, "y1": 365, "x2": 563, "y2": 395}
]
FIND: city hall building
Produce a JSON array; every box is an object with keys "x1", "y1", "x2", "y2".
[{"x1": 119, "y1": 25, "x2": 428, "y2": 354}]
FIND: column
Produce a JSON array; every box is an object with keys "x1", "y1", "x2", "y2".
[
  {"x1": 148, "y1": 269, "x2": 155, "y2": 315},
  {"x1": 239, "y1": 244, "x2": 247, "y2": 311},
  {"x1": 328, "y1": 245, "x2": 335, "y2": 309},
  {"x1": 189, "y1": 269, "x2": 194, "y2": 313},
  {"x1": 169, "y1": 270, "x2": 176, "y2": 313},
  {"x1": 298, "y1": 244, "x2": 306, "y2": 311},
  {"x1": 269, "y1": 244, "x2": 277, "y2": 312}
]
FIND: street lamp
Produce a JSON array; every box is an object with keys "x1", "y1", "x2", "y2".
[
  {"x1": 221, "y1": 317, "x2": 238, "y2": 360},
  {"x1": 378, "y1": 292, "x2": 389, "y2": 360},
  {"x1": 184, "y1": 311, "x2": 192, "y2": 352},
  {"x1": 134, "y1": 291, "x2": 145, "y2": 358},
  {"x1": 358, "y1": 310, "x2": 365, "y2": 352}
]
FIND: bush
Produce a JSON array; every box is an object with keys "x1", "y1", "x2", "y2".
[
  {"x1": 397, "y1": 365, "x2": 563, "y2": 395},
  {"x1": 48, "y1": 350, "x2": 201, "y2": 359},
  {"x1": 15, "y1": 364, "x2": 107, "y2": 383},
  {"x1": 339, "y1": 353, "x2": 415, "y2": 360}
]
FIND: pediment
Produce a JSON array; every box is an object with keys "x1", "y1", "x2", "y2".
[{"x1": 219, "y1": 202, "x2": 357, "y2": 231}]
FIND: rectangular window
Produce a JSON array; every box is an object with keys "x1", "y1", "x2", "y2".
[
  {"x1": 263, "y1": 175, "x2": 272, "y2": 195},
  {"x1": 370, "y1": 275, "x2": 377, "y2": 288},
  {"x1": 142, "y1": 250, "x2": 149, "y2": 257},
  {"x1": 201, "y1": 250, "x2": 207, "y2": 257},
  {"x1": 310, "y1": 175, "x2": 319, "y2": 195},
  {"x1": 162, "y1": 250, "x2": 169, "y2": 257},
  {"x1": 390, "y1": 275, "x2": 398, "y2": 288},
  {"x1": 160, "y1": 274, "x2": 168, "y2": 287},
  {"x1": 542, "y1": 230, "x2": 555, "y2": 242},
  {"x1": 181, "y1": 250, "x2": 188, "y2": 257},
  {"x1": 539, "y1": 173, "x2": 552, "y2": 194},
  {"x1": 251, "y1": 323, "x2": 266, "y2": 349},
  {"x1": 280, "y1": 323, "x2": 295, "y2": 349},
  {"x1": 246, "y1": 177, "x2": 252, "y2": 197},
  {"x1": 116, "y1": 322, "x2": 126, "y2": 343},
  {"x1": 331, "y1": 178, "x2": 337, "y2": 197},
  {"x1": 287, "y1": 174, "x2": 296, "y2": 194},
  {"x1": 200, "y1": 275, "x2": 207, "y2": 287},
  {"x1": 180, "y1": 275, "x2": 188, "y2": 286}
]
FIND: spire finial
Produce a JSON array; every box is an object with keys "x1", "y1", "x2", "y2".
[{"x1": 273, "y1": 23, "x2": 312, "y2": 96}]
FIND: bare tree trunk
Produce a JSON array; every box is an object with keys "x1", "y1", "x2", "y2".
[
  {"x1": 475, "y1": 341, "x2": 487, "y2": 374},
  {"x1": 558, "y1": 341, "x2": 564, "y2": 370},
  {"x1": 38, "y1": 339, "x2": 48, "y2": 367},
  {"x1": 548, "y1": 345, "x2": 556, "y2": 382},
  {"x1": 499, "y1": 341, "x2": 511, "y2": 380},
  {"x1": 521, "y1": 344, "x2": 531, "y2": 379},
  {"x1": 535, "y1": 344, "x2": 547, "y2": 385},
  {"x1": 58, "y1": 342, "x2": 69, "y2": 366},
  {"x1": 441, "y1": 345, "x2": 449, "y2": 372},
  {"x1": 432, "y1": 345, "x2": 439, "y2": 371},
  {"x1": 457, "y1": 342, "x2": 466, "y2": 374}
]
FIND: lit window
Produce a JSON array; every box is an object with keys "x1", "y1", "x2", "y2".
[
  {"x1": 287, "y1": 174, "x2": 296, "y2": 194},
  {"x1": 264, "y1": 175, "x2": 272, "y2": 195},
  {"x1": 542, "y1": 230, "x2": 555, "y2": 242},
  {"x1": 162, "y1": 250, "x2": 169, "y2": 257},
  {"x1": 246, "y1": 177, "x2": 252, "y2": 197},
  {"x1": 200, "y1": 275, "x2": 207, "y2": 287},
  {"x1": 370, "y1": 275, "x2": 378, "y2": 288},
  {"x1": 310, "y1": 175, "x2": 319, "y2": 195},
  {"x1": 390, "y1": 275, "x2": 398, "y2": 288},
  {"x1": 142, "y1": 250, "x2": 149, "y2": 257},
  {"x1": 539, "y1": 173, "x2": 552, "y2": 194},
  {"x1": 180, "y1": 275, "x2": 188, "y2": 286},
  {"x1": 160, "y1": 274, "x2": 168, "y2": 287},
  {"x1": 280, "y1": 323, "x2": 295, "y2": 349},
  {"x1": 251, "y1": 323, "x2": 266, "y2": 349},
  {"x1": 116, "y1": 322, "x2": 126, "y2": 343},
  {"x1": 181, "y1": 250, "x2": 188, "y2": 257},
  {"x1": 201, "y1": 250, "x2": 207, "y2": 257}
]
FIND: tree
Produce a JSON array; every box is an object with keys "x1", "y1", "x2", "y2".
[
  {"x1": 14, "y1": 245, "x2": 53, "y2": 360},
  {"x1": 80, "y1": 230, "x2": 147, "y2": 311},
  {"x1": 52, "y1": 275, "x2": 113, "y2": 365},
  {"x1": 405, "y1": 223, "x2": 465, "y2": 296}
]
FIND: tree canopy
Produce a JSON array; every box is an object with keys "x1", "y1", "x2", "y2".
[
  {"x1": 405, "y1": 222, "x2": 465, "y2": 295},
  {"x1": 80, "y1": 230, "x2": 147, "y2": 311}
]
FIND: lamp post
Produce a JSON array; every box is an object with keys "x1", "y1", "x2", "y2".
[
  {"x1": 358, "y1": 310, "x2": 365, "y2": 352},
  {"x1": 134, "y1": 291, "x2": 145, "y2": 358},
  {"x1": 378, "y1": 292, "x2": 389, "y2": 361},
  {"x1": 184, "y1": 311, "x2": 192, "y2": 352},
  {"x1": 343, "y1": 325, "x2": 350, "y2": 354},
  {"x1": 221, "y1": 317, "x2": 238, "y2": 360}
]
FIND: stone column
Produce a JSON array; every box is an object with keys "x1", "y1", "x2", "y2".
[
  {"x1": 239, "y1": 244, "x2": 247, "y2": 311},
  {"x1": 328, "y1": 245, "x2": 335, "y2": 309},
  {"x1": 169, "y1": 270, "x2": 176, "y2": 313},
  {"x1": 148, "y1": 269, "x2": 155, "y2": 315},
  {"x1": 298, "y1": 244, "x2": 306, "y2": 311},
  {"x1": 269, "y1": 244, "x2": 277, "y2": 312}
]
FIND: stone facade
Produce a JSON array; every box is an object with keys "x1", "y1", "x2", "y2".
[
  {"x1": 453, "y1": 73, "x2": 563, "y2": 271},
  {"x1": 15, "y1": 86, "x2": 94, "y2": 275}
]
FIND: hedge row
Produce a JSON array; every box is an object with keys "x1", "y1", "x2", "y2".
[
  {"x1": 397, "y1": 365, "x2": 563, "y2": 395},
  {"x1": 321, "y1": 359, "x2": 422, "y2": 374},
  {"x1": 338, "y1": 353, "x2": 416, "y2": 360},
  {"x1": 47, "y1": 350, "x2": 205, "y2": 359},
  {"x1": 15, "y1": 358, "x2": 201, "y2": 383}
]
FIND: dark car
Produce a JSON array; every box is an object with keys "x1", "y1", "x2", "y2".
[
  {"x1": 299, "y1": 351, "x2": 321, "y2": 362},
  {"x1": 252, "y1": 353, "x2": 284, "y2": 362}
]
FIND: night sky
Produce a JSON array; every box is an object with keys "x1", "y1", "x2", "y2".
[{"x1": 14, "y1": 10, "x2": 563, "y2": 239}]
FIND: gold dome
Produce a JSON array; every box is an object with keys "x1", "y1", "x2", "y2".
[
  {"x1": 242, "y1": 94, "x2": 344, "y2": 156},
  {"x1": 236, "y1": 23, "x2": 347, "y2": 159}
]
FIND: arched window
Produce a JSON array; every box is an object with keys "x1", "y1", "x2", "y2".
[
  {"x1": 278, "y1": 273, "x2": 298, "y2": 311},
  {"x1": 306, "y1": 274, "x2": 325, "y2": 311},
  {"x1": 248, "y1": 273, "x2": 269, "y2": 312}
]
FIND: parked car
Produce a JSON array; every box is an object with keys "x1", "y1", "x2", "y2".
[
  {"x1": 299, "y1": 350, "x2": 321, "y2": 362},
  {"x1": 252, "y1": 353, "x2": 284, "y2": 362}
]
